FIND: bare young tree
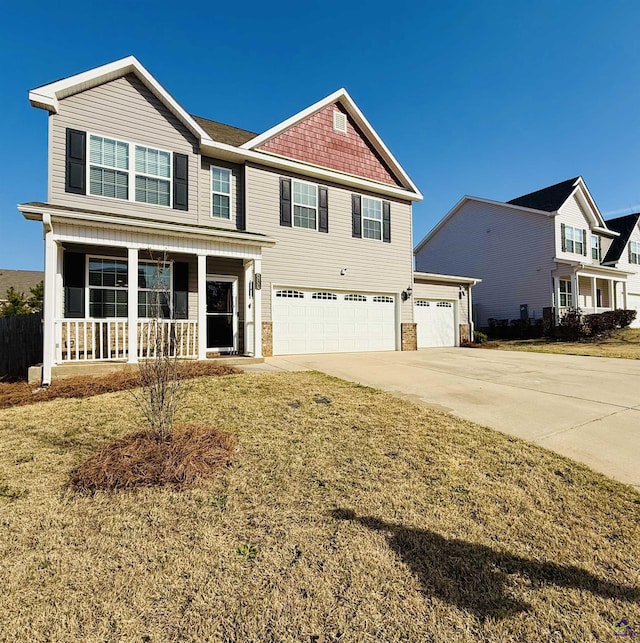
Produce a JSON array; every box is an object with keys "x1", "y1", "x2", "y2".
[{"x1": 132, "y1": 253, "x2": 185, "y2": 442}]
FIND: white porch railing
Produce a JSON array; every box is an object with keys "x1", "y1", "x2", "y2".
[
  {"x1": 56, "y1": 319, "x2": 198, "y2": 362},
  {"x1": 57, "y1": 319, "x2": 128, "y2": 362},
  {"x1": 558, "y1": 306, "x2": 613, "y2": 317},
  {"x1": 137, "y1": 320, "x2": 198, "y2": 359}
]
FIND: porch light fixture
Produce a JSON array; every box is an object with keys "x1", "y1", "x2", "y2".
[{"x1": 401, "y1": 286, "x2": 413, "y2": 301}]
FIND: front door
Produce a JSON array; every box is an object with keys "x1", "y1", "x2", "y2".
[{"x1": 206, "y1": 277, "x2": 237, "y2": 351}]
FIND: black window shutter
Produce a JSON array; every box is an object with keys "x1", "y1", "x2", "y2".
[
  {"x1": 173, "y1": 262, "x2": 189, "y2": 319},
  {"x1": 561, "y1": 223, "x2": 566, "y2": 252},
  {"x1": 173, "y1": 153, "x2": 189, "y2": 210},
  {"x1": 318, "y1": 186, "x2": 328, "y2": 233},
  {"x1": 65, "y1": 129, "x2": 86, "y2": 195},
  {"x1": 280, "y1": 177, "x2": 292, "y2": 226},
  {"x1": 582, "y1": 229, "x2": 587, "y2": 256},
  {"x1": 236, "y1": 165, "x2": 246, "y2": 231},
  {"x1": 352, "y1": 194, "x2": 362, "y2": 238},
  {"x1": 63, "y1": 252, "x2": 85, "y2": 318},
  {"x1": 382, "y1": 201, "x2": 391, "y2": 243}
]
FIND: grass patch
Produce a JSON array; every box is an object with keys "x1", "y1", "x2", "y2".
[
  {"x1": 482, "y1": 328, "x2": 640, "y2": 359},
  {"x1": 0, "y1": 361, "x2": 239, "y2": 410},
  {"x1": 0, "y1": 371, "x2": 638, "y2": 641}
]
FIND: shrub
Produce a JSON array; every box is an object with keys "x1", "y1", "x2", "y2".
[
  {"x1": 473, "y1": 331, "x2": 489, "y2": 344},
  {"x1": 558, "y1": 308, "x2": 637, "y2": 341},
  {"x1": 556, "y1": 308, "x2": 583, "y2": 341}
]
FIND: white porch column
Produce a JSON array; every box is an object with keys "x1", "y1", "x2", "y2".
[
  {"x1": 243, "y1": 260, "x2": 255, "y2": 356},
  {"x1": 198, "y1": 255, "x2": 207, "y2": 360},
  {"x1": 623, "y1": 280, "x2": 628, "y2": 309},
  {"x1": 571, "y1": 274, "x2": 579, "y2": 309},
  {"x1": 42, "y1": 215, "x2": 56, "y2": 385},
  {"x1": 127, "y1": 248, "x2": 138, "y2": 363},
  {"x1": 608, "y1": 280, "x2": 614, "y2": 310},
  {"x1": 591, "y1": 276, "x2": 597, "y2": 312},
  {"x1": 468, "y1": 284, "x2": 474, "y2": 335},
  {"x1": 253, "y1": 258, "x2": 262, "y2": 358}
]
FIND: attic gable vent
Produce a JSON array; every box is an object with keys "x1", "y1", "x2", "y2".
[{"x1": 333, "y1": 110, "x2": 347, "y2": 133}]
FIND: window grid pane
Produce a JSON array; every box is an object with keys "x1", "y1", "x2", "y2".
[
  {"x1": 363, "y1": 219, "x2": 382, "y2": 239},
  {"x1": 212, "y1": 194, "x2": 230, "y2": 218},
  {"x1": 135, "y1": 176, "x2": 170, "y2": 206},
  {"x1": 362, "y1": 197, "x2": 382, "y2": 221},
  {"x1": 212, "y1": 168, "x2": 231, "y2": 194},
  {"x1": 135, "y1": 146, "x2": 171, "y2": 178},
  {"x1": 293, "y1": 205, "x2": 316, "y2": 229}
]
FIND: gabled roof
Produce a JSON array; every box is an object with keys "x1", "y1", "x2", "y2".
[
  {"x1": 192, "y1": 116, "x2": 257, "y2": 147},
  {"x1": 240, "y1": 88, "x2": 421, "y2": 196},
  {"x1": 602, "y1": 213, "x2": 640, "y2": 264},
  {"x1": 507, "y1": 177, "x2": 580, "y2": 212}
]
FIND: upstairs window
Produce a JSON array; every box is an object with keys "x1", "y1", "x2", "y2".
[
  {"x1": 591, "y1": 234, "x2": 601, "y2": 261},
  {"x1": 89, "y1": 135, "x2": 129, "y2": 200},
  {"x1": 362, "y1": 197, "x2": 382, "y2": 240},
  {"x1": 212, "y1": 167, "x2": 231, "y2": 219},
  {"x1": 135, "y1": 146, "x2": 171, "y2": 206},
  {"x1": 293, "y1": 180, "x2": 317, "y2": 229},
  {"x1": 562, "y1": 225, "x2": 585, "y2": 254},
  {"x1": 630, "y1": 241, "x2": 640, "y2": 264}
]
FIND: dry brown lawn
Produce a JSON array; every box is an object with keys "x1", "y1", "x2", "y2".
[
  {"x1": 0, "y1": 371, "x2": 638, "y2": 641},
  {"x1": 483, "y1": 328, "x2": 640, "y2": 359}
]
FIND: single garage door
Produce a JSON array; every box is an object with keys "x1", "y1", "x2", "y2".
[
  {"x1": 414, "y1": 300, "x2": 456, "y2": 347},
  {"x1": 272, "y1": 288, "x2": 396, "y2": 355},
  {"x1": 627, "y1": 294, "x2": 640, "y2": 328}
]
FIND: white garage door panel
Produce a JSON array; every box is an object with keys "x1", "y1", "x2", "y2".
[
  {"x1": 273, "y1": 289, "x2": 396, "y2": 355},
  {"x1": 627, "y1": 295, "x2": 640, "y2": 328},
  {"x1": 415, "y1": 300, "x2": 456, "y2": 348}
]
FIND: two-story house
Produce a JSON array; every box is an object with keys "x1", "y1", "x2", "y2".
[
  {"x1": 414, "y1": 177, "x2": 639, "y2": 329},
  {"x1": 21, "y1": 57, "x2": 477, "y2": 385}
]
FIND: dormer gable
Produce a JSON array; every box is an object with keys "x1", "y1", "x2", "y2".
[{"x1": 241, "y1": 89, "x2": 419, "y2": 193}]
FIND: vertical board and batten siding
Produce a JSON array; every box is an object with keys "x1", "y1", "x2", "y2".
[
  {"x1": 555, "y1": 195, "x2": 597, "y2": 264},
  {"x1": 415, "y1": 201, "x2": 556, "y2": 327},
  {"x1": 49, "y1": 74, "x2": 199, "y2": 223},
  {"x1": 198, "y1": 158, "x2": 243, "y2": 230},
  {"x1": 245, "y1": 164, "x2": 414, "y2": 323}
]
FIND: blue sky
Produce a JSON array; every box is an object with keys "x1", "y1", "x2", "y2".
[{"x1": 2, "y1": 0, "x2": 640, "y2": 271}]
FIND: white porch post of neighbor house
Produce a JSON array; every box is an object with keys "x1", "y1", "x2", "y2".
[
  {"x1": 571, "y1": 274, "x2": 579, "y2": 309},
  {"x1": 591, "y1": 276, "x2": 597, "y2": 312},
  {"x1": 42, "y1": 214, "x2": 57, "y2": 385},
  {"x1": 468, "y1": 284, "x2": 474, "y2": 335},
  {"x1": 623, "y1": 281, "x2": 628, "y2": 309},
  {"x1": 127, "y1": 248, "x2": 138, "y2": 363},
  {"x1": 243, "y1": 260, "x2": 255, "y2": 356},
  {"x1": 198, "y1": 254, "x2": 207, "y2": 360},
  {"x1": 253, "y1": 258, "x2": 262, "y2": 358},
  {"x1": 608, "y1": 280, "x2": 614, "y2": 310}
]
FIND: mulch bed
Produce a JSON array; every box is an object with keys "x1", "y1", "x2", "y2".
[
  {"x1": 70, "y1": 423, "x2": 236, "y2": 492},
  {"x1": 0, "y1": 362, "x2": 240, "y2": 410}
]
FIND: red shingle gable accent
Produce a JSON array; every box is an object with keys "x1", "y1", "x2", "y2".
[{"x1": 256, "y1": 103, "x2": 402, "y2": 186}]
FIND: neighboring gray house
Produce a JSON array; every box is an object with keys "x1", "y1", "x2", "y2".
[
  {"x1": 0, "y1": 269, "x2": 44, "y2": 306},
  {"x1": 20, "y1": 57, "x2": 478, "y2": 384},
  {"x1": 414, "y1": 177, "x2": 639, "y2": 329}
]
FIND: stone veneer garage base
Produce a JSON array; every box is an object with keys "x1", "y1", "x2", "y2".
[
  {"x1": 262, "y1": 322, "x2": 273, "y2": 357},
  {"x1": 401, "y1": 323, "x2": 417, "y2": 351}
]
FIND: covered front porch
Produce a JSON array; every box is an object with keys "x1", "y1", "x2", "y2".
[
  {"x1": 553, "y1": 261, "x2": 631, "y2": 319},
  {"x1": 22, "y1": 204, "x2": 275, "y2": 384}
]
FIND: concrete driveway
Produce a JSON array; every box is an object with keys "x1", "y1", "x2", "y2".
[{"x1": 263, "y1": 349, "x2": 640, "y2": 489}]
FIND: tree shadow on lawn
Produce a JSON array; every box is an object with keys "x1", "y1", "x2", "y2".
[{"x1": 332, "y1": 509, "x2": 639, "y2": 621}]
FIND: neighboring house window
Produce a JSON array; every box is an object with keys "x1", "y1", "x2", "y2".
[
  {"x1": 292, "y1": 180, "x2": 317, "y2": 229},
  {"x1": 138, "y1": 262, "x2": 171, "y2": 318},
  {"x1": 362, "y1": 197, "x2": 383, "y2": 240},
  {"x1": 563, "y1": 225, "x2": 584, "y2": 254},
  {"x1": 559, "y1": 279, "x2": 573, "y2": 307},
  {"x1": 212, "y1": 167, "x2": 231, "y2": 219},
  {"x1": 591, "y1": 234, "x2": 601, "y2": 261},
  {"x1": 630, "y1": 241, "x2": 640, "y2": 264},
  {"x1": 89, "y1": 135, "x2": 129, "y2": 200},
  {"x1": 135, "y1": 146, "x2": 171, "y2": 206},
  {"x1": 88, "y1": 257, "x2": 128, "y2": 318}
]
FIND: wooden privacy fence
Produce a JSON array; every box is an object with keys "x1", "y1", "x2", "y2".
[{"x1": 0, "y1": 313, "x2": 43, "y2": 379}]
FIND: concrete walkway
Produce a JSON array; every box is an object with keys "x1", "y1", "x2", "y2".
[{"x1": 248, "y1": 349, "x2": 640, "y2": 489}]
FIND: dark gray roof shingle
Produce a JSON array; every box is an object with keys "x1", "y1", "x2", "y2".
[
  {"x1": 507, "y1": 177, "x2": 580, "y2": 212},
  {"x1": 602, "y1": 213, "x2": 640, "y2": 264}
]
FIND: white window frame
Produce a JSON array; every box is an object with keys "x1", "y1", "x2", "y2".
[
  {"x1": 86, "y1": 255, "x2": 129, "y2": 319},
  {"x1": 559, "y1": 279, "x2": 573, "y2": 307},
  {"x1": 362, "y1": 196, "x2": 383, "y2": 241},
  {"x1": 292, "y1": 179, "x2": 318, "y2": 230},
  {"x1": 591, "y1": 234, "x2": 600, "y2": 261},
  {"x1": 211, "y1": 166, "x2": 232, "y2": 219},
  {"x1": 137, "y1": 261, "x2": 173, "y2": 319},
  {"x1": 630, "y1": 241, "x2": 640, "y2": 264},
  {"x1": 563, "y1": 225, "x2": 584, "y2": 254},
  {"x1": 87, "y1": 132, "x2": 174, "y2": 208}
]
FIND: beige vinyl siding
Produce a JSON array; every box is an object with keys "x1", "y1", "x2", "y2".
[
  {"x1": 415, "y1": 201, "x2": 556, "y2": 327},
  {"x1": 198, "y1": 158, "x2": 242, "y2": 230},
  {"x1": 245, "y1": 164, "x2": 414, "y2": 323},
  {"x1": 49, "y1": 74, "x2": 198, "y2": 223},
  {"x1": 556, "y1": 195, "x2": 594, "y2": 262}
]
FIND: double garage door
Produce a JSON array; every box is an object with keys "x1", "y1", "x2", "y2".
[
  {"x1": 272, "y1": 288, "x2": 396, "y2": 355},
  {"x1": 414, "y1": 299, "x2": 457, "y2": 347}
]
